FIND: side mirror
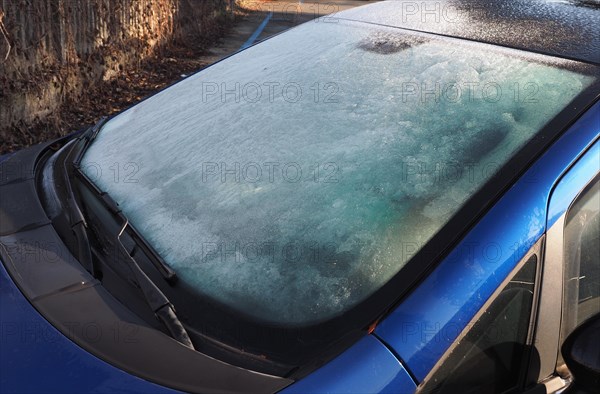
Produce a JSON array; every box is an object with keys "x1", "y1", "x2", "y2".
[{"x1": 561, "y1": 312, "x2": 600, "y2": 393}]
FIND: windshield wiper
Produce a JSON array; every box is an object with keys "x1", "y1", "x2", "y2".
[
  {"x1": 117, "y1": 220, "x2": 194, "y2": 350},
  {"x1": 62, "y1": 119, "x2": 193, "y2": 349}
]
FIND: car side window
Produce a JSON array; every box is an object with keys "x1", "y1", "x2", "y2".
[
  {"x1": 561, "y1": 177, "x2": 600, "y2": 339},
  {"x1": 420, "y1": 256, "x2": 537, "y2": 394}
]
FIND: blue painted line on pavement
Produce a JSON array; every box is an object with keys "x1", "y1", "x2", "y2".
[{"x1": 240, "y1": 11, "x2": 273, "y2": 50}]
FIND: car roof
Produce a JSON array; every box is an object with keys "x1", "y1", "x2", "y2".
[{"x1": 336, "y1": 0, "x2": 600, "y2": 65}]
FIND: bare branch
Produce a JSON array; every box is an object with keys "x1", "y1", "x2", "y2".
[{"x1": 0, "y1": 9, "x2": 12, "y2": 62}]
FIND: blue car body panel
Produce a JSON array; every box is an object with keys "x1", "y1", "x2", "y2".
[
  {"x1": 0, "y1": 261, "x2": 179, "y2": 394},
  {"x1": 375, "y1": 101, "x2": 600, "y2": 382},
  {"x1": 281, "y1": 335, "x2": 417, "y2": 394}
]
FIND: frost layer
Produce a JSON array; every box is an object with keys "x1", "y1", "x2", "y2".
[{"x1": 82, "y1": 20, "x2": 593, "y2": 324}]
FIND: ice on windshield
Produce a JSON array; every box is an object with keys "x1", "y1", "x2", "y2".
[{"x1": 82, "y1": 20, "x2": 593, "y2": 325}]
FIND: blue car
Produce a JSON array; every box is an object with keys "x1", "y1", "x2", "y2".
[{"x1": 1, "y1": 1, "x2": 599, "y2": 393}]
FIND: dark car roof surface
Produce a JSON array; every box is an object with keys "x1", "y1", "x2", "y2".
[{"x1": 337, "y1": 0, "x2": 600, "y2": 65}]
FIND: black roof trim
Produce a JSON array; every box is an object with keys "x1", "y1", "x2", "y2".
[{"x1": 337, "y1": 0, "x2": 600, "y2": 65}]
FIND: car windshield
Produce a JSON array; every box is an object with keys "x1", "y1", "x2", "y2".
[{"x1": 81, "y1": 20, "x2": 594, "y2": 325}]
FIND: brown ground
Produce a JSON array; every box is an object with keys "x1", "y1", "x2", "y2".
[{"x1": 0, "y1": 19, "x2": 234, "y2": 154}]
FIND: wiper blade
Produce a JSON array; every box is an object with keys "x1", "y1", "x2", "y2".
[
  {"x1": 117, "y1": 220, "x2": 195, "y2": 350},
  {"x1": 62, "y1": 120, "x2": 108, "y2": 279}
]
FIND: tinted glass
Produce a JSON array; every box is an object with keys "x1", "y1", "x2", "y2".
[
  {"x1": 563, "y1": 178, "x2": 600, "y2": 335},
  {"x1": 81, "y1": 20, "x2": 594, "y2": 325}
]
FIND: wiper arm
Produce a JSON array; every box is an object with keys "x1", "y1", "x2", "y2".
[{"x1": 117, "y1": 220, "x2": 195, "y2": 350}]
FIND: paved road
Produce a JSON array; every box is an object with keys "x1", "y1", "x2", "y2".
[
  {"x1": 244, "y1": 0, "x2": 374, "y2": 45},
  {"x1": 203, "y1": 0, "x2": 375, "y2": 64}
]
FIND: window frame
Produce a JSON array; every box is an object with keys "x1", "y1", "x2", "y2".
[
  {"x1": 560, "y1": 175, "x2": 600, "y2": 339},
  {"x1": 535, "y1": 138, "x2": 600, "y2": 392}
]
